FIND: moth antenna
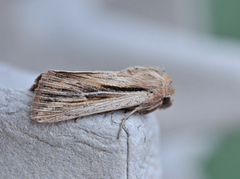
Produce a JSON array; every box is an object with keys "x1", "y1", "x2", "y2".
[{"x1": 117, "y1": 106, "x2": 141, "y2": 139}]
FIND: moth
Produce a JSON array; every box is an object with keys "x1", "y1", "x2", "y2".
[{"x1": 30, "y1": 66, "x2": 175, "y2": 139}]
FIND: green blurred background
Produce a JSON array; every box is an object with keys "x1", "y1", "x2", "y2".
[
  {"x1": 211, "y1": 0, "x2": 240, "y2": 39},
  {"x1": 206, "y1": 1, "x2": 240, "y2": 178},
  {"x1": 204, "y1": 130, "x2": 240, "y2": 179}
]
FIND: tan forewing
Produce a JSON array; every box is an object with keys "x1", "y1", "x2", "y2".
[{"x1": 30, "y1": 70, "x2": 152, "y2": 123}]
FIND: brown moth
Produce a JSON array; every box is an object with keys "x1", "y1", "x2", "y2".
[{"x1": 30, "y1": 66, "x2": 175, "y2": 139}]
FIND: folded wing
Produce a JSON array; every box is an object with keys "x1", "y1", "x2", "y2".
[{"x1": 30, "y1": 70, "x2": 149, "y2": 123}]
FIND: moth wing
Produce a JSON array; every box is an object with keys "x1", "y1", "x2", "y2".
[{"x1": 30, "y1": 70, "x2": 149, "y2": 123}]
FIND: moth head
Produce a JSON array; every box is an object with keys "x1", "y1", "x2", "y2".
[
  {"x1": 161, "y1": 74, "x2": 175, "y2": 109},
  {"x1": 161, "y1": 87, "x2": 175, "y2": 108}
]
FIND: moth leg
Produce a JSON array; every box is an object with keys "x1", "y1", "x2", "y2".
[
  {"x1": 117, "y1": 106, "x2": 141, "y2": 139},
  {"x1": 75, "y1": 117, "x2": 81, "y2": 123}
]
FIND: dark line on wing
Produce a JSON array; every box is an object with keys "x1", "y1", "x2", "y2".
[
  {"x1": 85, "y1": 74, "x2": 115, "y2": 80},
  {"x1": 102, "y1": 85, "x2": 147, "y2": 92}
]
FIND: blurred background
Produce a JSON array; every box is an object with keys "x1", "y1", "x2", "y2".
[{"x1": 1, "y1": 1, "x2": 240, "y2": 178}]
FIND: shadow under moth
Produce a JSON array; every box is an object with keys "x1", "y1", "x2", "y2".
[{"x1": 30, "y1": 66, "x2": 175, "y2": 139}]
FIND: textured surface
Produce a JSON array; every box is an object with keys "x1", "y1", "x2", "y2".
[{"x1": 0, "y1": 88, "x2": 161, "y2": 179}]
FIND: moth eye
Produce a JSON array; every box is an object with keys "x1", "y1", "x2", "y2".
[
  {"x1": 161, "y1": 97, "x2": 172, "y2": 109},
  {"x1": 163, "y1": 97, "x2": 170, "y2": 105}
]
